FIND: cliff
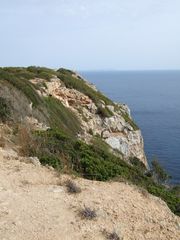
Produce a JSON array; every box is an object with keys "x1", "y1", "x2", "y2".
[
  {"x1": 0, "y1": 67, "x2": 147, "y2": 167},
  {"x1": 0, "y1": 67, "x2": 179, "y2": 218}
]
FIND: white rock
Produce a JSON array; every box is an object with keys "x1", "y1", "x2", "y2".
[
  {"x1": 29, "y1": 157, "x2": 41, "y2": 167},
  {"x1": 101, "y1": 130, "x2": 111, "y2": 139},
  {"x1": 106, "y1": 105, "x2": 114, "y2": 112}
]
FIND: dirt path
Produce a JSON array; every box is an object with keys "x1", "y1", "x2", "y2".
[{"x1": 0, "y1": 148, "x2": 179, "y2": 240}]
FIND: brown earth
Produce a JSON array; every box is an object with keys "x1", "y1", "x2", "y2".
[{"x1": 0, "y1": 147, "x2": 179, "y2": 240}]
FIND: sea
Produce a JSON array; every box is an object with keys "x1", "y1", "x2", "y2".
[{"x1": 80, "y1": 70, "x2": 180, "y2": 185}]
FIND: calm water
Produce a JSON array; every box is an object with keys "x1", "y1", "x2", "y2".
[{"x1": 80, "y1": 71, "x2": 180, "y2": 184}]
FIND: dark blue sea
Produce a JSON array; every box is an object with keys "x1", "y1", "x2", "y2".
[{"x1": 80, "y1": 71, "x2": 180, "y2": 184}]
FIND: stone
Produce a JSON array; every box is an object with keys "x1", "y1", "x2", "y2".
[
  {"x1": 29, "y1": 157, "x2": 41, "y2": 167},
  {"x1": 106, "y1": 105, "x2": 114, "y2": 112},
  {"x1": 105, "y1": 136, "x2": 129, "y2": 156},
  {"x1": 101, "y1": 130, "x2": 111, "y2": 139}
]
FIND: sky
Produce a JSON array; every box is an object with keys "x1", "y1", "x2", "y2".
[{"x1": 0, "y1": 0, "x2": 180, "y2": 70}]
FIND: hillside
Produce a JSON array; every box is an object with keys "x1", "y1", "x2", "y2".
[
  {"x1": 0, "y1": 147, "x2": 179, "y2": 240},
  {"x1": 0, "y1": 67, "x2": 179, "y2": 220}
]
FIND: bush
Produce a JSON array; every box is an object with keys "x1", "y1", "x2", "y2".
[
  {"x1": 0, "y1": 97, "x2": 10, "y2": 122},
  {"x1": 106, "y1": 231, "x2": 120, "y2": 240},
  {"x1": 151, "y1": 159, "x2": 171, "y2": 184},
  {"x1": 79, "y1": 207, "x2": 97, "y2": 220},
  {"x1": 40, "y1": 155, "x2": 62, "y2": 170},
  {"x1": 65, "y1": 180, "x2": 81, "y2": 194},
  {"x1": 129, "y1": 157, "x2": 146, "y2": 172}
]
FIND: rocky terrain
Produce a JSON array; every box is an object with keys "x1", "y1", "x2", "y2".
[
  {"x1": 0, "y1": 147, "x2": 179, "y2": 240},
  {"x1": 30, "y1": 74, "x2": 147, "y2": 167},
  {"x1": 0, "y1": 67, "x2": 179, "y2": 239},
  {"x1": 0, "y1": 67, "x2": 147, "y2": 166}
]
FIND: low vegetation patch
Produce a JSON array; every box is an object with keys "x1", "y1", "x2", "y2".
[
  {"x1": 43, "y1": 97, "x2": 81, "y2": 136},
  {"x1": 79, "y1": 206, "x2": 97, "y2": 220},
  {"x1": 106, "y1": 231, "x2": 120, "y2": 240},
  {"x1": 65, "y1": 180, "x2": 81, "y2": 194},
  {"x1": 0, "y1": 97, "x2": 10, "y2": 122}
]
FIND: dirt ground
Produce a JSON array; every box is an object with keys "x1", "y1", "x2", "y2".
[{"x1": 0, "y1": 147, "x2": 179, "y2": 240}]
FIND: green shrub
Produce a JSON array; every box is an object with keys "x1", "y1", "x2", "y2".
[
  {"x1": 129, "y1": 157, "x2": 146, "y2": 172},
  {"x1": 40, "y1": 155, "x2": 62, "y2": 170},
  {"x1": 0, "y1": 68, "x2": 43, "y2": 107},
  {"x1": 151, "y1": 159, "x2": 171, "y2": 184},
  {"x1": 27, "y1": 66, "x2": 56, "y2": 80}
]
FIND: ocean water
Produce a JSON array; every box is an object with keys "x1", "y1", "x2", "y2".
[{"x1": 80, "y1": 71, "x2": 180, "y2": 184}]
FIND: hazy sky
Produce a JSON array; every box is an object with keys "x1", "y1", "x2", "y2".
[{"x1": 0, "y1": 0, "x2": 180, "y2": 70}]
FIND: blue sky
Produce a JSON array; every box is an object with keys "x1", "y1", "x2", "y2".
[{"x1": 0, "y1": 0, "x2": 180, "y2": 70}]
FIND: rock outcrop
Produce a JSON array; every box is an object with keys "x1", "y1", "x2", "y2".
[{"x1": 30, "y1": 75, "x2": 147, "y2": 167}]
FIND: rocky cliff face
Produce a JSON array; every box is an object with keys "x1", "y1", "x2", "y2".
[{"x1": 29, "y1": 73, "x2": 148, "y2": 167}]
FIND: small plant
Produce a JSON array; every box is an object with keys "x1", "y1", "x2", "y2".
[
  {"x1": 79, "y1": 206, "x2": 97, "y2": 220},
  {"x1": 103, "y1": 230, "x2": 120, "y2": 240},
  {"x1": 65, "y1": 180, "x2": 81, "y2": 194},
  {"x1": 107, "y1": 232, "x2": 120, "y2": 240}
]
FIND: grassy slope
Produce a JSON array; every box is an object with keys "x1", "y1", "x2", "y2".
[
  {"x1": 0, "y1": 66, "x2": 179, "y2": 216},
  {"x1": 0, "y1": 67, "x2": 81, "y2": 136}
]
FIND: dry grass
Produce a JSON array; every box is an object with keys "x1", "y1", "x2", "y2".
[
  {"x1": 103, "y1": 230, "x2": 121, "y2": 240},
  {"x1": 16, "y1": 124, "x2": 39, "y2": 157},
  {"x1": 79, "y1": 206, "x2": 97, "y2": 220},
  {"x1": 65, "y1": 180, "x2": 81, "y2": 194}
]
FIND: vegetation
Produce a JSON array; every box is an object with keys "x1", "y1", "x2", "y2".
[
  {"x1": 121, "y1": 111, "x2": 139, "y2": 130},
  {"x1": 0, "y1": 67, "x2": 81, "y2": 136},
  {"x1": 40, "y1": 155, "x2": 62, "y2": 170},
  {"x1": 65, "y1": 180, "x2": 81, "y2": 194},
  {"x1": 17, "y1": 128, "x2": 179, "y2": 216},
  {"x1": 79, "y1": 207, "x2": 97, "y2": 220},
  {"x1": 57, "y1": 68, "x2": 114, "y2": 106},
  {"x1": 129, "y1": 157, "x2": 146, "y2": 172},
  {"x1": 106, "y1": 231, "x2": 120, "y2": 240},
  {"x1": 0, "y1": 66, "x2": 179, "y2": 216},
  {"x1": 0, "y1": 97, "x2": 10, "y2": 122},
  {"x1": 151, "y1": 159, "x2": 171, "y2": 184},
  {"x1": 0, "y1": 68, "x2": 43, "y2": 107},
  {"x1": 43, "y1": 97, "x2": 81, "y2": 136}
]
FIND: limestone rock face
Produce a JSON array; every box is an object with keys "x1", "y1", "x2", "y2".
[
  {"x1": 105, "y1": 130, "x2": 147, "y2": 167},
  {"x1": 30, "y1": 75, "x2": 148, "y2": 167}
]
